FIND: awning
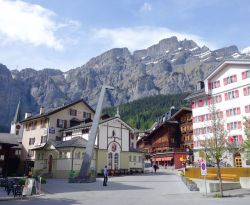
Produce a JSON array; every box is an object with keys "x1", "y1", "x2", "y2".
[{"x1": 154, "y1": 157, "x2": 173, "y2": 161}]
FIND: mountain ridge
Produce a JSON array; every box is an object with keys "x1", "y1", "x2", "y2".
[{"x1": 0, "y1": 36, "x2": 249, "y2": 132}]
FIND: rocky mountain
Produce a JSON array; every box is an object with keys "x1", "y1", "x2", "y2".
[{"x1": 0, "y1": 36, "x2": 248, "y2": 132}]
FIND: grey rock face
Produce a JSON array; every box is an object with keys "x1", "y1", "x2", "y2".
[{"x1": 0, "y1": 36, "x2": 248, "y2": 131}]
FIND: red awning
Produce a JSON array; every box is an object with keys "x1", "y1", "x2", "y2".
[{"x1": 154, "y1": 157, "x2": 173, "y2": 161}]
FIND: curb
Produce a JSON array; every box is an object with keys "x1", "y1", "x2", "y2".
[{"x1": 0, "y1": 193, "x2": 45, "y2": 201}]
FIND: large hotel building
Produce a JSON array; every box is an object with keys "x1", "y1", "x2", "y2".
[{"x1": 187, "y1": 60, "x2": 250, "y2": 167}]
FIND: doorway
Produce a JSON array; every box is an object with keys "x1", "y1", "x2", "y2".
[
  {"x1": 48, "y1": 155, "x2": 53, "y2": 173},
  {"x1": 234, "y1": 153, "x2": 242, "y2": 167}
]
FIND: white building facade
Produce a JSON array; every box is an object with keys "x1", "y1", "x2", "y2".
[{"x1": 188, "y1": 60, "x2": 250, "y2": 167}]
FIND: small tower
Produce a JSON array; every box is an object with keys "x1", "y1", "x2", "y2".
[
  {"x1": 115, "y1": 106, "x2": 120, "y2": 118},
  {"x1": 10, "y1": 99, "x2": 23, "y2": 137}
]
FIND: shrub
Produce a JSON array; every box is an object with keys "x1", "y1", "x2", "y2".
[{"x1": 18, "y1": 178, "x2": 26, "y2": 186}]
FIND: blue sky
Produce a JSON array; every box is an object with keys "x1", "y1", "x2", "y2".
[{"x1": 0, "y1": 0, "x2": 250, "y2": 71}]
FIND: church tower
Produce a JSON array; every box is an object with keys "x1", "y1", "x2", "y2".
[{"x1": 10, "y1": 99, "x2": 23, "y2": 137}]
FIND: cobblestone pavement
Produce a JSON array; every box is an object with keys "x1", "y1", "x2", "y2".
[{"x1": 1, "y1": 171, "x2": 250, "y2": 205}]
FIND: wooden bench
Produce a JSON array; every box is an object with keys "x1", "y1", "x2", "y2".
[
  {"x1": 205, "y1": 173, "x2": 238, "y2": 181},
  {"x1": 221, "y1": 174, "x2": 238, "y2": 182},
  {"x1": 206, "y1": 174, "x2": 217, "y2": 180}
]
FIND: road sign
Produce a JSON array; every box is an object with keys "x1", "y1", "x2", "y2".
[{"x1": 200, "y1": 162, "x2": 207, "y2": 176}]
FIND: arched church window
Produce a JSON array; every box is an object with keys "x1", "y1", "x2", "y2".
[
  {"x1": 108, "y1": 152, "x2": 113, "y2": 169},
  {"x1": 114, "y1": 153, "x2": 119, "y2": 170}
]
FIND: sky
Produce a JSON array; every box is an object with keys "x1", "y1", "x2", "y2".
[{"x1": 0, "y1": 0, "x2": 250, "y2": 71}]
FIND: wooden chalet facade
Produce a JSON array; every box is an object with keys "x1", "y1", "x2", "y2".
[
  {"x1": 137, "y1": 120, "x2": 187, "y2": 169},
  {"x1": 170, "y1": 107, "x2": 193, "y2": 150},
  {"x1": 137, "y1": 107, "x2": 194, "y2": 169}
]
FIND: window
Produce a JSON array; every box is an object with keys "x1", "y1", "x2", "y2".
[
  {"x1": 56, "y1": 136, "x2": 62, "y2": 141},
  {"x1": 59, "y1": 152, "x2": 62, "y2": 159},
  {"x1": 245, "y1": 105, "x2": 250, "y2": 113},
  {"x1": 225, "y1": 90, "x2": 239, "y2": 100},
  {"x1": 66, "y1": 131, "x2": 72, "y2": 136},
  {"x1": 40, "y1": 119, "x2": 47, "y2": 128},
  {"x1": 69, "y1": 109, "x2": 77, "y2": 116},
  {"x1": 133, "y1": 156, "x2": 137, "y2": 162},
  {"x1": 131, "y1": 142, "x2": 134, "y2": 148},
  {"x1": 31, "y1": 121, "x2": 37, "y2": 130},
  {"x1": 28, "y1": 149, "x2": 34, "y2": 157},
  {"x1": 75, "y1": 152, "x2": 81, "y2": 159},
  {"x1": 15, "y1": 150, "x2": 21, "y2": 156},
  {"x1": 223, "y1": 74, "x2": 237, "y2": 85},
  {"x1": 108, "y1": 153, "x2": 113, "y2": 169},
  {"x1": 129, "y1": 156, "x2": 132, "y2": 162},
  {"x1": 25, "y1": 123, "x2": 30, "y2": 131},
  {"x1": 0, "y1": 155, "x2": 4, "y2": 161},
  {"x1": 227, "y1": 121, "x2": 242, "y2": 130},
  {"x1": 226, "y1": 107, "x2": 241, "y2": 117},
  {"x1": 242, "y1": 70, "x2": 250, "y2": 79},
  {"x1": 57, "y1": 119, "x2": 67, "y2": 128},
  {"x1": 243, "y1": 86, "x2": 250, "y2": 96},
  {"x1": 41, "y1": 136, "x2": 47, "y2": 144},
  {"x1": 82, "y1": 129, "x2": 89, "y2": 134},
  {"x1": 211, "y1": 80, "x2": 220, "y2": 89},
  {"x1": 212, "y1": 95, "x2": 222, "y2": 104},
  {"x1": 114, "y1": 153, "x2": 119, "y2": 170},
  {"x1": 29, "y1": 138, "x2": 35, "y2": 145},
  {"x1": 83, "y1": 112, "x2": 91, "y2": 119}
]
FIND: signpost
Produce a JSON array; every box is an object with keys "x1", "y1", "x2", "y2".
[{"x1": 200, "y1": 161, "x2": 207, "y2": 196}]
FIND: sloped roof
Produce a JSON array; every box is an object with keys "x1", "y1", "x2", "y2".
[
  {"x1": 21, "y1": 98, "x2": 95, "y2": 123},
  {"x1": 63, "y1": 116, "x2": 134, "y2": 132},
  {"x1": 55, "y1": 137, "x2": 88, "y2": 148},
  {"x1": 170, "y1": 107, "x2": 192, "y2": 120},
  {"x1": 0, "y1": 133, "x2": 19, "y2": 146}
]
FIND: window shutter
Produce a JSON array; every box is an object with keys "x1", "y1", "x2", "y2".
[
  {"x1": 57, "y1": 119, "x2": 59, "y2": 127},
  {"x1": 208, "y1": 82, "x2": 211, "y2": 90},
  {"x1": 209, "y1": 113, "x2": 212, "y2": 120},
  {"x1": 228, "y1": 136, "x2": 234, "y2": 143},
  {"x1": 245, "y1": 105, "x2": 249, "y2": 113},
  {"x1": 224, "y1": 93, "x2": 228, "y2": 100},
  {"x1": 220, "y1": 111, "x2": 223, "y2": 117},
  {"x1": 219, "y1": 95, "x2": 222, "y2": 102},
  {"x1": 216, "y1": 80, "x2": 220, "y2": 88},
  {"x1": 244, "y1": 87, "x2": 247, "y2": 96},
  {"x1": 234, "y1": 74, "x2": 237, "y2": 82},
  {"x1": 238, "y1": 135, "x2": 243, "y2": 144},
  {"x1": 191, "y1": 101, "x2": 195, "y2": 109},
  {"x1": 199, "y1": 99, "x2": 203, "y2": 107},
  {"x1": 237, "y1": 107, "x2": 241, "y2": 115},
  {"x1": 226, "y1": 110, "x2": 229, "y2": 117},
  {"x1": 227, "y1": 123, "x2": 230, "y2": 130},
  {"x1": 64, "y1": 120, "x2": 67, "y2": 128},
  {"x1": 223, "y1": 78, "x2": 227, "y2": 85},
  {"x1": 242, "y1": 71, "x2": 246, "y2": 80},
  {"x1": 208, "y1": 96, "x2": 212, "y2": 105},
  {"x1": 238, "y1": 121, "x2": 242, "y2": 129},
  {"x1": 235, "y1": 90, "x2": 239, "y2": 97}
]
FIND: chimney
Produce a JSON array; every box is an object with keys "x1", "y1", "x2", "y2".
[
  {"x1": 25, "y1": 112, "x2": 32, "y2": 119},
  {"x1": 40, "y1": 106, "x2": 45, "y2": 115}
]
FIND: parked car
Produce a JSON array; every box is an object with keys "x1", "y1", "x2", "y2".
[{"x1": 144, "y1": 162, "x2": 153, "y2": 173}]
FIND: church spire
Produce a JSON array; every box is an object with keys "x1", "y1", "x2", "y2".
[
  {"x1": 12, "y1": 99, "x2": 22, "y2": 124},
  {"x1": 115, "y1": 106, "x2": 120, "y2": 118}
]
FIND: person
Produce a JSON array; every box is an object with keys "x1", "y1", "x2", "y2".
[
  {"x1": 103, "y1": 165, "x2": 108, "y2": 186},
  {"x1": 153, "y1": 164, "x2": 158, "y2": 173}
]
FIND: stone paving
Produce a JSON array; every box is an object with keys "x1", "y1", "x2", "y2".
[{"x1": 0, "y1": 170, "x2": 250, "y2": 205}]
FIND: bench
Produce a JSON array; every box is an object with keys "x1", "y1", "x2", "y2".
[
  {"x1": 206, "y1": 174, "x2": 217, "y2": 180},
  {"x1": 221, "y1": 174, "x2": 238, "y2": 182},
  {"x1": 204, "y1": 174, "x2": 238, "y2": 181}
]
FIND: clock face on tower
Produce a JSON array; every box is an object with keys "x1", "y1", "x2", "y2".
[{"x1": 16, "y1": 124, "x2": 21, "y2": 129}]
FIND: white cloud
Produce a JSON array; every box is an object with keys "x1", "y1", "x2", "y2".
[
  {"x1": 140, "y1": 2, "x2": 152, "y2": 12},
  {"x1": 93, "y1": 26, "x2": 217, "y2": 51},
  {"x1": 0, "y1": 0, "x2": 79, "y2": 50}
]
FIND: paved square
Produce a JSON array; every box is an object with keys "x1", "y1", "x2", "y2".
[{"x1": 1, "y1": 171, "x2": 250, "y2": 205}]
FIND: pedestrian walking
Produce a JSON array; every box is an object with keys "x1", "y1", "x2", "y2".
[
  {"x1": 153, "y1": 164, "x2": 158, "y2": 173},
  {"x1": 103, "y1": 165, "x2": 108, "y2": 186}
]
